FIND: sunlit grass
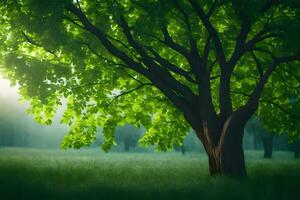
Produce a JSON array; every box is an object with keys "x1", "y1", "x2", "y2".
[{"x1": 0, "y1": 148, "x2": 299, "y2": 200}]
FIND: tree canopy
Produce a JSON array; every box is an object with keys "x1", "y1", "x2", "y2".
[{"x1": 0, "y1": 0, "x2": 300, "y2": 153}]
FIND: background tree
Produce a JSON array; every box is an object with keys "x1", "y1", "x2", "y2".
[
  {"x1": 245, "y1": 116, "x2": 273, "y2": 158},
  {"x1": 294, "y1": 141, "x2": 300, "y2": 158},
  {"x1": 0, "y1": 0, "x2": 300, "y2": 176},
  {"x1": 115, "y1": 124, "x2": 143, "y2": 152},
  {"x1": 0, "y1": 92, "x2": 68, "y2": 148},
  {"x1": 174, "y1": 144, "x2": 186, "y2": 155}
]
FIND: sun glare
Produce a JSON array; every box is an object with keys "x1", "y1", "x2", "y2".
[{"x1": 0, "y1": 76, "x2": 18, "y2": 98}]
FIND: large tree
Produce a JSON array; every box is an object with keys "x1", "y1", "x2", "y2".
[{"x1": 0, "y1": 0, "x2": 300, "y2": 176}]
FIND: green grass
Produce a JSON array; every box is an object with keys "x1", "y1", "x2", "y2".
[{"x1": 0, "y1": 148, "x2": 299, "y2": 200}]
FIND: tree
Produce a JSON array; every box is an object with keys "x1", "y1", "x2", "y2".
[
  {"x1": 115, "y1": 124, "x2": 143, "y2": 152},
  {"x1": 174, "y1": 144, "x2": 186, "y2": 155},
  {"x1": 245, "y1": 116, "x2": 273, "y2": 158},
  {"x1": 0, "y1": 0, "x2": 300, "y2": 176},
  {"x1": 294, "y1": 141, "x2": 300, "y2": 158}
]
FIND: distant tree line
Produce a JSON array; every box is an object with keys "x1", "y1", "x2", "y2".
[
  {"x1": 0, "y1": 94, "x2": 299, "y2": 156},
  {"x1": 0, "y1": 96, "x2": 67, "y2": 148},
  {"x1": 245, "y1": 116, "x2": 300, "y2": 158}
]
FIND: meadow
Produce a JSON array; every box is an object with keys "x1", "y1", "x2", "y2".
[{"x1": 0, "y1": 148, "x2": 299, "y2": 200}]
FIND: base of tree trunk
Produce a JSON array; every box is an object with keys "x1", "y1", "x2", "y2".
[{"x1": 207, "y1": 127, "x2": 246, "y2": 177}]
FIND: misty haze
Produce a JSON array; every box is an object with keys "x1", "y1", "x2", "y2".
[{"x1": 0, "y1": 1, "x2": 300, "y2": 200}]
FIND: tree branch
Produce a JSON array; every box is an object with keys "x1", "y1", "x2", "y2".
[
  {"x1": 231, "y1": 90, "x2": 300, "y2": 119},
  {"x1": 66, "y1": 4, "x2": 147, "y2": 76},
  {"x1": 146, "y1": 46, "x2": 197, "y2": 84},
  {"x1": 161, "y1": 26, "x2": 191, "y2": 60},
  {"x1": 63, "y1": 15, "x2": 85, "y2": 29},
  {"x1": 207, "y1": 0, "x2": 218, "y2": 18},
  {"x1": 22, "y1": 32, "x2": 57, "y2": 56},
  {"x1": 203, "y1": 35, "x2": 211, "y2": 67},
  {"x1": 188, "y1": 0, "x2": 226, "y2": 67},
  {"x1": 245, "y1": 52, "x2": 300, "y2": 113},
  {"x1": 82, "y1": 42, "x2": 129, "y2": 68},
  {"x1": 251, "y1": 51, "x2": 264, "y2": 77},
  {"x1": 228, "y1": 17, "x2": 252, "y2": 69},
  {"x1": 260, "y1": 100, "x2": 300, "y2": 119},
  {"x1": 253, "y1": 47, "x2": 276, "y2": 59},
  {"x1": 274, "y1": 69, "x2": 300, "y2": 90},
  {"x1": 66, "y1": 3, "x2": 197, "y2": 115},
  {"x1": 118, "y1": 15, "x2": 197, "y2": 101},
  {"x1": 261, "y1": 0, "x2": 281, "y2": 13},
  {"x1": 106, "y1": 83, "x2": 153, "y2": 107}
]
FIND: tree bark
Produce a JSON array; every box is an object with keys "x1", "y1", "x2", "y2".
[
  {"x1": 207, "y1": 148, "x2": 221, "y2": 176},
  {"x1": 204, "y1": 125, "x2": 246, "y2": 177},
  {"x1": 220, "y1": 126, "x2": 246, "y2": 176}
]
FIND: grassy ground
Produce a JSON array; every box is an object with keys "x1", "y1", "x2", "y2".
[{"x1": 0, "y1": 148, "x2": 299, "y2": 200}]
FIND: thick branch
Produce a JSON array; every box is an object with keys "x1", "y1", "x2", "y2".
[
  {"x1": 118, "y1": 16, "x2": 197, "y2": 100},
  {"x1": 188, "y1": 0, "x2": 226, "y2": 67},
  {"x1": 147, "y1": 47, "x2": 197, "y2": 84},
  {"x1": 66, "y1": 4, "x2": 146, "y2": 76},
  {"x1": 66, "y1": 4, "x2": 198, "y2": 119},
  {"x1": 228, "y1": 17, "x2": 252, "y2": 69},
  {"x1": 173, "y1": 1, "x2": 201, "y2": 63},
  {"x1": 161, "y1": 27, "x2": 191, "y2": 60}
]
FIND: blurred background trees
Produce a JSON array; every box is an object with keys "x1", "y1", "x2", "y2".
[{"x1": 0, "y1": 89, "x2": 299, "y2": 157}]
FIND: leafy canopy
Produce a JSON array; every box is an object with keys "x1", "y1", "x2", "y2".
[{"x1": 0, "y1": 0, "x2": 300, "y2": 151}]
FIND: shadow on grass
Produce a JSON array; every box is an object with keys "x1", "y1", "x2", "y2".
[{"x1": 1, "y1": 169, "x2": 299, "y2": 200}]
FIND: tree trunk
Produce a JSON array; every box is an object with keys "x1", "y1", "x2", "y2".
[
  {"x1": 262, "y1": 136, "x2": 273, "y2": 158},
  {"x1": 294, "y1": 141, "x2": 300, "y2": 159},
  {"x1": 181, "y1": 145, "x2": 185, "y2": 155},
  {"x1": 124, "y1": 142, "x2": 130, "y2": 152},
  {"x1": 207, "y1": 148, "x2": 221, "y2": 175},
  {"x1": 295, "y1": 149, "x2": 299, "y2": 159},
  {"x1": 220, "y1": 126, "x2": 246, "y2": 176},
  {"x1": 206, "y1": 126, "x2": 246, "y2": 177}
]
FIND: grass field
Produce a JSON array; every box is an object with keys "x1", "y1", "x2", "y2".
[{"x1": 0, "y1": 148, "x2": 299, "y2": 200}]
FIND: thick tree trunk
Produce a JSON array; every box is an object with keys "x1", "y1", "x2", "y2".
[
  {"x1": 262, "y1": 136, "x2": 273, "y2": 158},
  {"x1": 220, "y1": 126, "x2": 246, "y2": 176},
  {"x1": 207, "y1": 149, "x2": 221, "y2": 175},
  {"x1": 205, "y1": 126, "x2": 246, "y2": 177}
]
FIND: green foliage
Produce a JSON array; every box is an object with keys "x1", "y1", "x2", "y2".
[{"x1": 0, "y1": 0, "x2": 299, "y2": 151}]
